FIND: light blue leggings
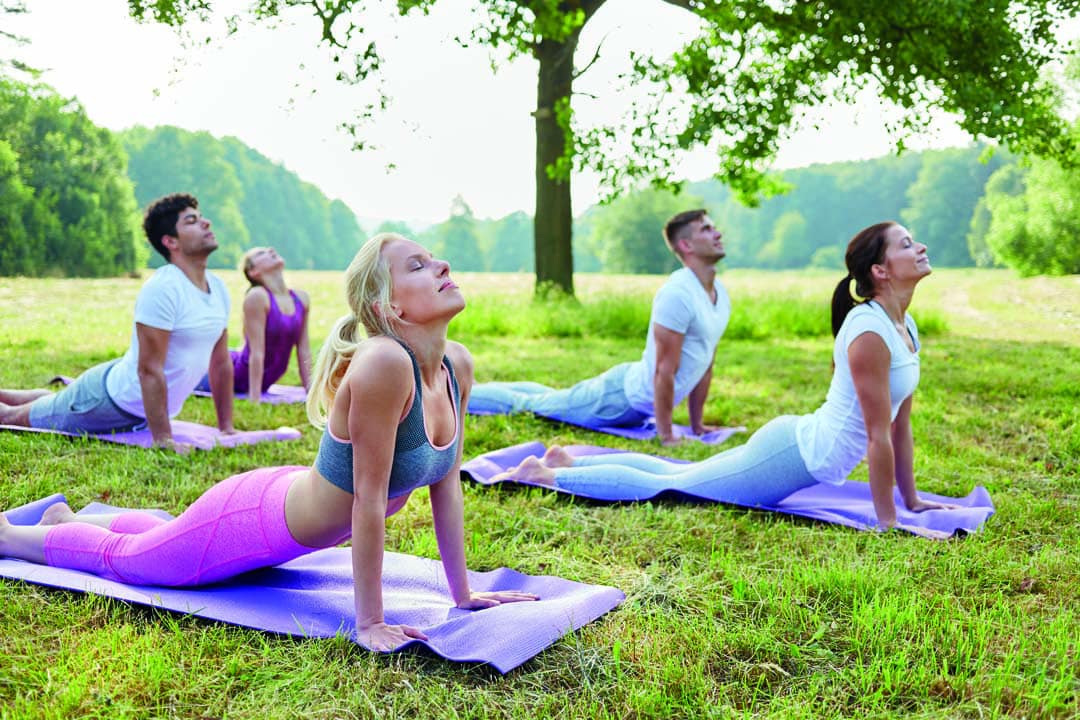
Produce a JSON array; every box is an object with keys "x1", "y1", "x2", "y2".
[
  {"x1": 468, "y1": 363, "x2": 650, "y2": 427},
  {"x1": 553, "y1": 415, "x2": 818, "y2": 505}
]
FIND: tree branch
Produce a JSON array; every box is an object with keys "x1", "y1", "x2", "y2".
[{"x1": 572, "y1": 32, "x2": 607, "y2": 80}]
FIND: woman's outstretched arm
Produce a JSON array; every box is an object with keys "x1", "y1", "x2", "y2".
[
  {"x1": 849, "y1": 332, "x2": 900, "y2": 528},
  {"x1": 242, "y1": 288, "x2": 270, "y2": 403},
  {"x1": 295, "y1": 289, "x2": 313, "y2": 391},
  {"x1": 892, "y1": 396, "x2": 956, "y2": 514},
  {"x1": 430, "y1": 344, "x2": 538, "y2": 609},
  {"x1": 346, "y1": 342, "x2": 428, "y2": 650}
]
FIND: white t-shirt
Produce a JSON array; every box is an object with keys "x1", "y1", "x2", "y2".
[
  {"x1": 623, "y1": 267, "x2": 731, "y2": 413},
  {"x1": 796, "y1": 301, "x2": 921, "y2": 486},
  {"x1": 106, "y1": 264, "x2": 230, "y2": 418}
]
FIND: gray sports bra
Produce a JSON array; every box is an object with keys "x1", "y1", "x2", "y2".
[{"x1": 315, "y1": 340, "x2": 461, "y2": 497}]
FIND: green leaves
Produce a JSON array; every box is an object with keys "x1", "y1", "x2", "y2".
[{"x1": 0, "y1": 79, "x2": 144, "y2": 277}]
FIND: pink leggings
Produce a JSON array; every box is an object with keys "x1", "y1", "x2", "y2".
[{"x1": 43, "y1": 466, "x2": 324, "y2": 586}]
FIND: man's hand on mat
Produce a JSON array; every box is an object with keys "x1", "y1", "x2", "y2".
[
  {"x1": 457, "y1": 590, "x2": 540, "y2": 609},
  {"x1": 905, "y1": 496, "x2": 960, "y2": 513},
  {"x1": 358, "y1": 621, "x2": 429, "y2": 651},
  {"x1": 153, "y1": 437, "x2": 193, "y2": 454}
]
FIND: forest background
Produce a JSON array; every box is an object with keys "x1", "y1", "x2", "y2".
[{"x1": 2, "y1": 74, "x2": 1077, "y2": 281}]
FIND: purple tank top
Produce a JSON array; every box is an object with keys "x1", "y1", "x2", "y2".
[{"x1": 232, "y1": 289, "x2": 305, "y2": 394}]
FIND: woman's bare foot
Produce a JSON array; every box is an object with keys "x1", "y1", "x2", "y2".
[
  {"x1": 542, "y1": 445, "x2": 575, "y2": 469},
  {"x1": 39, "y1": 502, "x2": 77, "y2": 526},
  {"x1": 491, "y1": 455, "x2": 558, "y2": 486}
]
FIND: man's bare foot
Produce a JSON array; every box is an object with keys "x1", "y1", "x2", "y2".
[
  {"x1": 39, "y1": 502, "x2": 77, "y2": 526},
  {"x1": 542, "y1": 445, "x2": 575, "y2": 469},
  {"x1": 491, "y1": 455, "x2": 558, "y2": 486}
]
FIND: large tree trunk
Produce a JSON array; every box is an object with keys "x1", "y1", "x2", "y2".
[{"x1": 533, "y1": 36, "x2": 579, "y2": 296}]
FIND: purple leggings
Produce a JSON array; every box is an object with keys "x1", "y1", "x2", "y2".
[{"x1": 43, "y1": 466, "x2": 323, "y2": 586}]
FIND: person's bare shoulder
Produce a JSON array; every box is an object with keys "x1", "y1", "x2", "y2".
[
  {"x1": 444, "y1": 341, "x2": 475, "y2": 387},
  {"x1": 242, "y1": 286, "x2": 271, "y2": 312},
  {"x1": 294, "y1": 288, "x2": 311, "y2": 309},
  {"x1": 346, "y1": 337, "x2": 413, "y2": 397}
]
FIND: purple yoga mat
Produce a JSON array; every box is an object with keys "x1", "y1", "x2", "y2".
[
  {"x1": 468, "y1": 406, "x2": 744, "y2": 445},
  {"x1": 462, "y1": 442, "x2": 995, "y2": 538},
  {"x1": 0, "y1": 495, "x2": 624, "y2": 673},
  {"x1": 193, "y1": 383, "x2": 307, "y2": 405},
  {"x1": 0, "y1": 421, "x2": 301, "y2": 450}
]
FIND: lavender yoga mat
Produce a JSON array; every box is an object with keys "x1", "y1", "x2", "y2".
[
  {"x1": 0, "y1": 495, "x2": 624, "y2": 673},
  {"x1": 193, "y1": 383, "x2": 307, "y2": 405},
  {"x1": 468, "y1": 406, "x2": 744, "y2": 445},
  {"x1": 0, "y1": 421, "x2": 301, "y2": 450},
  {"x1": 462, "y1": 442, "x2": 995, "y2": 537}
]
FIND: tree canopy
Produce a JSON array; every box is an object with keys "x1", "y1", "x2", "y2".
[
  {"x1": 129, "y1": 0, "x2": 1080, "y2": 294},
  {"x1": 0, "y1": 78, "x2": 145, "y2": 278}
]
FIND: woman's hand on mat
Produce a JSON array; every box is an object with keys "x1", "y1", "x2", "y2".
[
  {"x1": 905, "y1": 496, "x2": 960, "y2": 513},
  {"x1": 457, "y1": 590, "x2": 540, "y2": 610},
  {"x1": 893, "y1": 523, "x2": 954, "y2": 541},
  {"x1": 358, "y1": 621, "x2": 428, "y2": 651}
]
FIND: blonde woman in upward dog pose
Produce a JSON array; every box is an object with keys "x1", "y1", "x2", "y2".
[{"x1": 1, "y1": 234, "x2": 537, "y2": 649}]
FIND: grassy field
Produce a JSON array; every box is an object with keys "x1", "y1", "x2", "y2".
[{"x1": 0, "y1": 268, "x2": 1077, "y2": 719}]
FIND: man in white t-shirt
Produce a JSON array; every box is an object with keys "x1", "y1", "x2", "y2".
[
  {"x1": 467, "y1": 209, "x2": 730, "y2": 444},
  {"x1": 0, "y1": 193, "x2": 235, "y2": 452}
]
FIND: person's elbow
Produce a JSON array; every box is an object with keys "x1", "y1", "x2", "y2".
[
  {"x1": 137, "y1": 362, "x2": 164, "y2": 385},
  {"x1": 654, "y1": 360, "x2": 679, "y2": 383},
  {"x1": 865, "y1": 426, "x2": 894, "y2": 452}
]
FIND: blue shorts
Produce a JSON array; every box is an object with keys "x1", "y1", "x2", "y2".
[
  {"x1": 28, "y1": 359, "x2": 144, "y2": 434},
  {"x1": 468, "y1": 362, "x2": 650, "y2": 427}
]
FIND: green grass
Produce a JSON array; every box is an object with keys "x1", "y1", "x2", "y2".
[{"x1": 1, "y1": 268, "x2": 1078, "y2": 718}]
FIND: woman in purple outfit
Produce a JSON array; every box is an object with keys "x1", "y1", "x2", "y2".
[{"x1": 198, "y1": 247, "x2": 312, "y2": 403}]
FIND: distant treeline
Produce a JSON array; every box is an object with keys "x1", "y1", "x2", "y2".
[
  {"x1": 1, "y1": 78, "x2": 1077, "y2": 278},
  {"x1": 432, "y1": 141, "x2": 1079, "y2": 277},
  {"x1": 121, "y1": 126, "x2": 366, "y2": 272}
]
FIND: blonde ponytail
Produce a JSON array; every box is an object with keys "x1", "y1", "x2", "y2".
[
  {"x1": 306, "y1": 314, "x2": 361, "y2": 427},
  {"x1": 305, "y1": 233, "x2": 405, "y2": 427}
]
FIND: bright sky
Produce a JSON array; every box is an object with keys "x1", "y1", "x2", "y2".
[{"x1": 8, "y1": 0, "x2": 1013, "y2": 228}]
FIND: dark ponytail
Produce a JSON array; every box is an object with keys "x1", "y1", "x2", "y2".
[{"x1": 830, "y1": 222, "x2": 895, "y2": 336}]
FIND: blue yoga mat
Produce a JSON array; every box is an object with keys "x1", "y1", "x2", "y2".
[
  {"x1": 0, "y1": 495, "x2": 625, "y2": 673},
  {"x1": 462, "y1": 442, "x2": 995, "y2": 538}
]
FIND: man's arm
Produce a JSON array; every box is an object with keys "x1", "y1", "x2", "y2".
[
  {"x1": 207, "y1": 330, "x2": 235, "y2": 433},
  {"x1": 135, "y1": 323, "x2": 175, "y2": 447},
  {"x1": 686, "y1": 348, "x2": 716, "y2": 435},
  {"x1": 652, "y1": 324, "x2": 685, "y2": 446}
]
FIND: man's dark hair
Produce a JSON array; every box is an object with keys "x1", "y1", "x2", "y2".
[
  {"x1": 663, "y1": 209, "x2": 708, "y2": 256},
  {"x1": 143, "y1": 193, "x2": 199, "y2": 262}
]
